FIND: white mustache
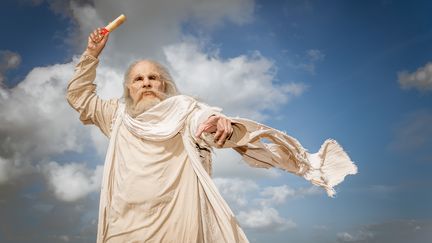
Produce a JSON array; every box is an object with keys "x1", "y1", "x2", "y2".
[{"x1": 139, "y1": 89, "x2": 167, "y2": 100}]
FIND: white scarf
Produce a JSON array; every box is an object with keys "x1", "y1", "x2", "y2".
[{"x1": 122, "y1": 94, "x2": 198, "y2": 141}]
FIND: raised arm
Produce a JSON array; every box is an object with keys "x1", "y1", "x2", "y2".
[{"x1": 66, "y1": 28, "x2": 118, "y2": 137}]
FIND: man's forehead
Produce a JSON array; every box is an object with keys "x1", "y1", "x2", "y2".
[{"x1": 130, "y1": 61, "x2": 160, "y2": 75}]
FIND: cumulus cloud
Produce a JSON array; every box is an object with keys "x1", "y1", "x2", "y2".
[
  {"x1": 306, "y1": 49, "x2": 325, "y2": 62},
  {"x1": 41, "y1": 161, "x2": 103, "y2": 201},
  {"x1": 258, "y1": 185, "x2": 296, "y2": 206},
  {"x1": 214, "y1": 178, "x2": 259, "y2": 207},
  {"x1": 286, "y1": 48, "x2": 325, "y2": 74},
  {"x1": 257, "y1": 184, "x2": 321, "y2": 207},
  {"x1": 0, "y1": 51, "x2": 124, "y2": 185},
  {"x1": 398, "y1": 62, "x2": 432, "y2": 92},
  {"x1": 337, "y1": 231, "x2": 374, "y2": 242},
  {"x1": 0, "y1": 60, "x2": 89, "y2": 185},
  {"x1": 0, "y1": 50, "x2": 21, "y2": 84},
  {"x1": 237, "y1": 207, "x2": 296, "y2": 231},
  {"x1": 57, "y1": 0, "x2": 254, "y2": 69},
  {"x1": 0, "y1": 62, "x2": 81, "y2": 155},
  {"x1": 214, "y1": 178, "x2": 294, "y2": 231},
  {"x1": 165, "y1": 40, "x2": 307, "y2": 121},
  {"x1": 336, "y1": 219, "x2": 432, "y2": 243},
  {"x1": 214, "y1": 178, "x2": 321, "y2": 232},
  {"x1": 0, "y1": 178, "x2": 99, "y2": 242}
]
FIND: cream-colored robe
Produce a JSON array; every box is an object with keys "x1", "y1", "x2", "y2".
[{"x1": 67, "y1": 55, "x2": 357, "y2": 243}]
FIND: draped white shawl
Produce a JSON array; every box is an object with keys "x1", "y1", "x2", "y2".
[{"x1": 96, "y1": 94, "x2": 357, "y2": 242}]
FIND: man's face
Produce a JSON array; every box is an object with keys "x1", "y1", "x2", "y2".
[{"x1": 127, "y1": 61, "x2": 166, "y2": 106}]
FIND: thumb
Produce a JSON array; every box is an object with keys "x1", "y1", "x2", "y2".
[
  {"x1": 195, "y1": 124, "x2": 205, "y2": 138},
  {"x1": 195, "y1": 123, "x2": 214, "y2": 138}
]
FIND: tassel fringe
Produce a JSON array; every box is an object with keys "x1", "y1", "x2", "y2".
[{"x1": 305, "y1": 139, "x2": 358, "y2": 197}]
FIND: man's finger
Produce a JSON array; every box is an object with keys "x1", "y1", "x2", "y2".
[
  {"x1": 217, "y1": 129, "x2": 229, "y2": 146},
  {"x1": 214, "y1": 118, "x2": 227, "y2": 143},
  {"x1": 217, "y1": 119, "x2": 231, "y2": 145},
  {"x1": 213, "y1": 128, "x2": 222, "y2": 142},
  {"x1": 90, "y1": 33, "x2": 98, "y2": 42}
]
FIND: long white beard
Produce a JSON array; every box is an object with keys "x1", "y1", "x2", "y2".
[{"x1": 126, "y1": 97, "x2": 161, "y2": 118}]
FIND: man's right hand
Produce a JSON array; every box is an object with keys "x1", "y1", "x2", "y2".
[{"x1": 84, "y1": 28, "x2": 109, "y2": 58}]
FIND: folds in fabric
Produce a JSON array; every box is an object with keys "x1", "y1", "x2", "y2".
[{"x1": 228, "y1": 117, "x2": 358, "y2": 197}]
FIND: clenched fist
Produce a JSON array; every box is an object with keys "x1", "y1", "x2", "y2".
[{"x1": 84, "y1": 28, "x2": 109, "y2": 58}]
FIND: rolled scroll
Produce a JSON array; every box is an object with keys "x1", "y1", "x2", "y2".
[{"x1": 101, "y1": 14, "x2": 126, "y2": 35}]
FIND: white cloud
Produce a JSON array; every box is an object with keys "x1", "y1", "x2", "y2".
[
  {"x1": 214, "y1": 177, "x2": 259, "y2": 208},
  {"x1": 214, "y1": 178, "x2": 321, "y2": 232},
  {"x1": 0, "y1": 50, "x2": 21, "y2": 84},
  {"x1": 336, "y1": 231, "x2": 375, "y2": 242},
  {"x1": 337, "y1": 232, "x2": 355, "y2": 242},
  {"x1": 0, "y1": 59, "x2": 95, "y2": 184},
  {"x1": 258, "y1": 185, "x2": 296, "y2": 206},
  {"x1": 286, "y1": 48, "x2": 325, "y2": 75},
  {"x1": 0, "y1": 61, "x2": 83, "y2": 160},
  {"x1": 306, "y1": 49, "x2": 325, "y2": 61},
  {"x1": 0, "y1": 156, "x2": 33, "y2": 184},
  {"x1": 0, "y1": 52, "x2": 125, "y2": 184},
  {"x1": 237, "y1": 207, "x2": 296, "y2": 231},
  {"x1": 62, "y1": 0, "x2": 255, "y2": 69},
  {"x1": 164, "y1": 40, "x2": 306, "y2": 121},
  {"x1": 398, "y1": 62, "x2": 432, "y2": 92},
  {"x1": 336, "y1": 219, "x2": 432, "y2": 243},
  {"x1": 41, "y1": 161, "x2": 103, "y2": 202},
  {"x1": 214, "y1": 178, "x2": 294, "y2": 230},
  {"x1": 257, "y1": 185, "x2": 321, "y2": 207}
]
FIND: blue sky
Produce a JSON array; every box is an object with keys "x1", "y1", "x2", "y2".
[{"x1": 0, "y1": 0, "x2": 431, "y2": 242}]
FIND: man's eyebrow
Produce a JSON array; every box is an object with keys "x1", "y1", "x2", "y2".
[
  {"x1": 132, "y1": 73, "x2": 142, "y2": 79},
  {"x1": 148, "y1": 72, "x2": 160, "y2": 77},
  {"x1": 132, "y1": 72, "x2": 160, "y2": 79}
]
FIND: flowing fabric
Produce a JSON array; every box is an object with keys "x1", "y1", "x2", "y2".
[{"x1": 96, "y1": 95, "x2": 357, "y2": 242}]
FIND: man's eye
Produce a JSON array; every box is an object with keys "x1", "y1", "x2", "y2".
[
  {"x1": 149, "y1": 75, "x2": 156, "y2": 80},
  {"x1": 135, "y1": 76, "x2": 143, "y2": 81}
]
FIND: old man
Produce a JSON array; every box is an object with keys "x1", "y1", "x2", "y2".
[{"x1": 66, "y1": 28, "x2": 357, "y2": 243}]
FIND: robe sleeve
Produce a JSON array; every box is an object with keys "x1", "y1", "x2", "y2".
[
  {"x1": 66, "y1": 54, "x2": 119, "y2": 137},
  {"x1": 228, "y1": 117, "x2": 358, "y2": 197}
]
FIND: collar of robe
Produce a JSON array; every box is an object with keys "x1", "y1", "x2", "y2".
[{"x1": 122, "y1": 94, "x2": 198, "y2": 141}]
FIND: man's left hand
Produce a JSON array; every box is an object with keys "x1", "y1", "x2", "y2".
[{"x1": 195, "y1": 115, "x2": 233, "y2": 147}]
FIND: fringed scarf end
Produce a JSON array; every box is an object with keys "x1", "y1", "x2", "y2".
[{"x1": 304, "y1": 139, "x2": 358, "y2": 198}]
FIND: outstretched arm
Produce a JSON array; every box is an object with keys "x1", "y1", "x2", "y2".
[{"x1": 66, "y1": 28, "x2": 118, "y2": 137}]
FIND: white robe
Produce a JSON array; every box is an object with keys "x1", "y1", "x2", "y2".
[{"x1": 67, "y1": 54, "x2": 358, "y2": 243}]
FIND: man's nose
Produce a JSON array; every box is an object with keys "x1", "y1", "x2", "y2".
[{"x1": 142, "y1": 78, "x2": 152, "y2": 88}]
